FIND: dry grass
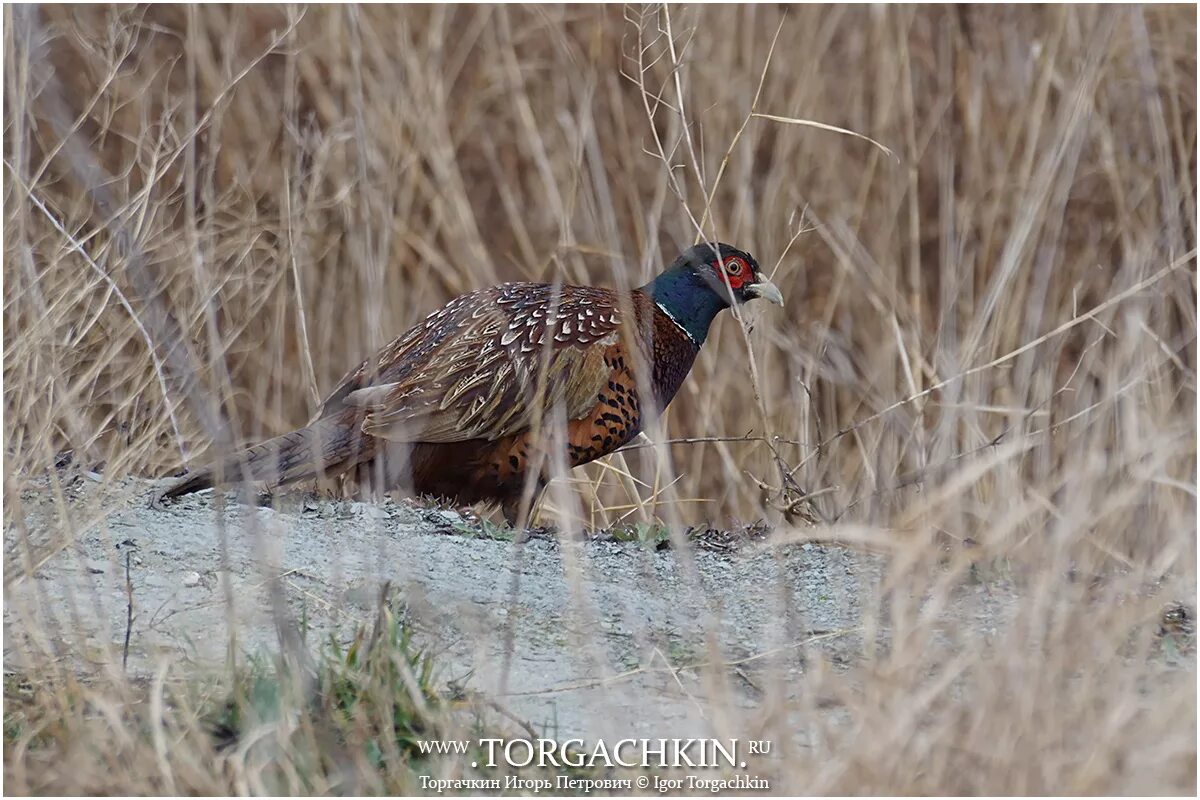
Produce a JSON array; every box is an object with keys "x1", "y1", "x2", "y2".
[{"x1": 3, "y1": 3, "x2": 1196, "y2": 795}]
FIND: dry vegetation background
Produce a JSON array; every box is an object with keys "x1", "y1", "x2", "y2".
[{"x1": 3, "y1": 3, "x2": 1197, "y2": 795}]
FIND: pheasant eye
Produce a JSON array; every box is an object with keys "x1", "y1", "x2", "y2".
[{"x1": 725, "y1": 258, "x2": 744, "y2": 275}]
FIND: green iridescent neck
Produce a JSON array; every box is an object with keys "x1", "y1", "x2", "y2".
[{"x1": 644, "y1": 268, "x2": 727, "y2": 346}]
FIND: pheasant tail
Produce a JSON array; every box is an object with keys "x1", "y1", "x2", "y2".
[{"x1": 156, "y1": 411, "x2": 375, "y2": 501}]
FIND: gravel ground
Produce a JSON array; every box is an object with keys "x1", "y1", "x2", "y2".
[{"x1": 5, "y1": 474, "x2": 1012, "y2": 740}]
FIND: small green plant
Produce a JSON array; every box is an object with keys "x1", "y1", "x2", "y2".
[
  {"x1": 212, "y1": 596, "x2": 441, "y2": 762},
  {"x1": 609, "y1": 522, "x2": 672, "y2": 549},
  {"x1": 450, "y1": 516, "x2": 515, "y2": 542}
]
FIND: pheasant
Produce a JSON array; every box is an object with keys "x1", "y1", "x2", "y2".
[{"x1": 155, "y1": 242, "x2": 783, "y2": 524}]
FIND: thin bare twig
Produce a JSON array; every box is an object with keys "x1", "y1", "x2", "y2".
[{"x1": 123, "y1": 549, "x2": 134, "y2": 671}]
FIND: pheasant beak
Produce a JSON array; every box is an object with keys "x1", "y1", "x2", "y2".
[{"x1": 745, "y1": 279, "x2": 785, "y2": 307}]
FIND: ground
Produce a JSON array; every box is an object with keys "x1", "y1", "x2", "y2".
[{"x1": 4, "y1": 473, "x2": 1032, "y2": 744}]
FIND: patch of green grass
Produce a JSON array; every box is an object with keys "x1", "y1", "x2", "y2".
[
  {"x1": 211, "y1": 598, "x2": 442, "y2": 762},
  {"x1": 3, "y1": 674, "x2": 37, "y2": 744},
  {"x1": 446, "y1": 516, "x2": 516, "y2": 542},
  {"x1": 664, "y1": 636, "x2": 703, "y2": 668},
  {"x1": 608, "y1": 522, "x2": 671, "y2": 549},
  {"x1": 6, "y1": 595, "x2": 501, "y2": 793}
]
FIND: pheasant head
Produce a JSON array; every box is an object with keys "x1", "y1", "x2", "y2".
[{"x1": 643, "y1": 242, "x2": 784, "y2": 346}]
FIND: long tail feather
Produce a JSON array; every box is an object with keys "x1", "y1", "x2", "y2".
[{"x1": 155, "y1": 414, "x2": 374, "y2": 502}]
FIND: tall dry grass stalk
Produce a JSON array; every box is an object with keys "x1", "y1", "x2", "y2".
[{"x1": 4, "y1": 4, "x2": 1196, "y2": 794}]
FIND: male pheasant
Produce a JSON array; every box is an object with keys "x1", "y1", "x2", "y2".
[{"x1": 156, "y1": 243, "x2": 783, "y2": 524}]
